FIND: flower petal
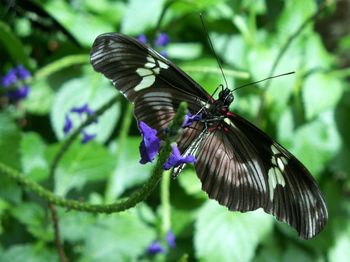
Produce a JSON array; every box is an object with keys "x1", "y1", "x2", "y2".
[
  {"x1": 63, "y1": 115, "x2": 73, "y2": 135},
  {"x1": 166, "y1": 230, "x2": 176, "y2": 248},
  {"x1": 139, "y1": 121, "x2": 160, "y2": 164},
  {"x1": 155, "y1": 33, "x2": 170, "y2": 46},
  {"x1": 81, "y1": 131, "x2": 96, "y2": 144},
  {"x1": 146, "y1": 241, "x2": 164, "y2": 254},
  {"x1": 163, "y1": 144, "x2": 196, "y2": 170},
  {"x1": 182, "y1": 112, "x2": 202, "y2": 128}
]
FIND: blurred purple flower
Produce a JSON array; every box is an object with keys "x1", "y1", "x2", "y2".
[
  {"x1": 7, "y1": 85, "x2": 30, "y2": 101},
  {"x1": 16, "y1": 65, "x2": 31, "y2": 80},
  {"x1": 139, "y1": 121, "x2": 160, "y2": 164},
  {"x1": 163, "y1": 144, "x2": 196, "y2": 170},
  {"x1": 63, "y1": 103, "x2": 97, "y2": 144},
  {"x1": 155, "y1": 33, "x2": 170, "y2": 46},
  {"x1": 1, "y1": 69, "x2": 18, "y2": 87},
  {"x1": 137, "y1": 34, "x2": 147, "y2": 44},
  {"x1": 81, "y1": 131, "x2": 96, "y2": 144},
  {"x1": 63, "y1": 115, "x2": 73, "y2": 135},
  {"x1": 166, "y1": 230, "x2": 176, "y2": 248},
  {"x1": 182, "y1": 112, "x2": 202, "y2": 128},
  {"x1": 147, "y1": 241, "x2": 164, "y2": 255},
  {"x1": 71, "y1": 103, "x2": 94, "y2": 116}
]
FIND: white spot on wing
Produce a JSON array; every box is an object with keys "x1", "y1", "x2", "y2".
[
  {"x1": 136, "y1": 68, "x2": 153, "y2": 77},
  {"x1": 134, "y1": 75, "x2": 155, "y2": 91},
  {"x1": 158, "y1": 60, "x2": 169, "y2": 69}
]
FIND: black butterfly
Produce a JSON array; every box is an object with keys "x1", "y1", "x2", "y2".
[{"x1": 90, "y1": 33, "x2": 328, "y2": 239}]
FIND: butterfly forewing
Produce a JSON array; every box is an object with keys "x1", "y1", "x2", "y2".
[
  {"x1": 90, "y1": 33, "x2": 210, "y2": 102},
  {"x1": 90, "y1": 33, "x2": 328, "y2": 239}
]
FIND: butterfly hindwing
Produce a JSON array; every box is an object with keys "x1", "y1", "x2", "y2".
[{"x1": 191, "y1": 114, "x2": 327, "y2": 239}]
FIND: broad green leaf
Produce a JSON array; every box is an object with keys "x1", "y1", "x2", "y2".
[
  {"x1": 290, "y1": 111, "x2": 341, "y2": 176},
  {"x1": 167, "y1": 43, "x2": 202, "y2": 60},
  {"x1": 334, "y1": 91, "x2": 350, "y2": 147},
  {"x1": 20, "y1": 132, "x2": 48, "y2": 182},
  {"x1": 328, "y1": 224, "x2": 350, "y2": 262},
  {"x1": 22, "y1": 79, "x2": 54, "y2": 115},
  {"x1": 0, "y1": 113, "x2": 21, "y2": 169},
  {"x1": 47, "y1": 141, "x2": 116, "y2": 196},
  {"x1": 51, "y1": 75, "x2": 120, "y2": 143},
  {"x1": 178, "y1": 168, "x2": 205, "y2": 198},
  {"x1": 80, "y1": 210, "x2": 155, "y2": 261},
  {"x1": 195, "y1": 201, "x2": 273, "y2": 262},
  {"x1": 277, "y1": 0, "x2": 316, "y2": 34},
  {"x1": 11, "y1": 203, "x2": 53, "y2": 242},
  {"x1": 44, "y1": 0, "x2": 114, "y2": 47},
  {"x1": 0, "y1": 244, "x2": 57, "y2": 262},
  {"x1": 121, "y1": 0, "x2": 165, "y2": 34},
  {"x1": 105, "y1": 138, "x2": 153, "y2": 201},
  {"x1": 303, "y1": 73, "x2": 343, "y2": 120},
  {"x1": 0, "y1": 113, "x2": 22, "y2": 203},
  {"x1": 0, "y1": 21, "x2": 31, "y2": 68}
]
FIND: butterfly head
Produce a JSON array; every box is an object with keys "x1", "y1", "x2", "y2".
[{"x1": 218, "y1": 88, "x2": 234, "y2": 106}]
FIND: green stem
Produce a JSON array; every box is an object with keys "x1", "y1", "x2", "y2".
[
  {"x1": 161, "y1": 170, "x2": 171, "y2": 234},
  {"x1": 34, "y1": 54, "x2": 89, "y2": 81},
  {"x1": 0, "y1": 102, "x2": 188, "y2": 214}
]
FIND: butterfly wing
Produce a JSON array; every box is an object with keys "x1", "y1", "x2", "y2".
[
  {"x1": 90, "y1": 33, "x2": 211, "y2": 102},
  {"x1": 193, "y1": 114, "x2": 327, "y2": 239}
]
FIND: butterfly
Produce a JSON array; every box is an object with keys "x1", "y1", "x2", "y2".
[{"x1": 90, "y1": 33, "x2": 328, "y2": 239}]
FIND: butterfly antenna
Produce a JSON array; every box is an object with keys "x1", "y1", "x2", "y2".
[
  {"x1": 232, "y1": 71, "x2": 295, "y2": 92},
  {"x1": 200, "y1": 13, "x2": 229, "y2": 89}
]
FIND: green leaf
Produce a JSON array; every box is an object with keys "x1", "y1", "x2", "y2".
[
  {"x1": 167, "y1": 43, "x2": 202, "y2": 60},
  {"x1": 47, "y1": 141, "x2": 116, "y2": 196},
  {"x1": 121, "y1": 0, "x2": 165, "y2": 34},
  {"x1": 11, "y1": 203, "x2": 53, "y2": 242},
  {"x1": 50, "y1": 75, "x2": 120, "y2": 143},
  {"x1": 277, "y1": 0, "x2": 316, "y2": 34},
  {"x1": 43, "y1": 0, "x2": 114, "y2": 47},
  {"x1": 20, "y1": 132, "x2": 48, "y2": 182},
  {"x1": 195, "y1": 201, "x2": 273, "y2": 262},
  {"x1": 0, "y1": 113, "x2": 22, "y2": 203},
  {"x1": 178, "y1": 168, "x2": 206, "y2": 198},
  {"x1": 106, "y1": 138, "x2": 153, "y2": 201},
  {"x1": 303, "y1": 73, "x2": 343, "y2": 120},
  {"x1": 0, "y1": 244, "x2": 57, "y2": 262},
  {"x1": 80, "y1": 209, "x2": 155, "y2": 261},
  {"x1": 22, "y1": 79, "x2": 54, "y2": 115},
  {"x1": 0, "y1": 21, "x2": 31, "y2": 68},
  {"x1": 328, "y1": 224, "x2": 350, "y2": 262},
  {"x1": 290, "y1": 111, "x2": 341, "y2": 176}
]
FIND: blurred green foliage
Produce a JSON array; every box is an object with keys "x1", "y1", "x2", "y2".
[{"x1": 0, "y1": 0, "x2": 350, "y2": 261}]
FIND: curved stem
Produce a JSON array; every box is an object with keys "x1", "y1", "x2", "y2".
[{"x1": 0, "y1": 102, "x2": 188, "y2": 214}]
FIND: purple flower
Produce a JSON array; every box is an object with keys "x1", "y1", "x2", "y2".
[
  {"x1": 63, "y1": 103, "x2": 97, "y2": 144},
  {"x1": 159, "y1": 50, "x2": 168, "y2": 58},
  {"x1": 147, "y1": 241, "x2": 164, "y2": 254},
  {"x1": 166, "y1": 230, "x2": 176, "y2": 248},
  {"x1": 16, "y1": 65, "x2": 31, "y2": 80},
  {"x1": 81, "y1": 131, "x2": 96, "y2": 144},
  {"x1": 7, "y1": 86, "x2": 30, "y2": 101},
  {"x1": 71, "y1": 103, "x2": 94, "y2": 116},
  {"x1": 163, "y1": 144, "x2": 196, "y2": 170},
  {"x1": 139, "y1": 121, "x2": 160, "y2": 164},
  {"x1": 155, "y1": 33, "x2": 170, "y2": 46},
  {"x1": 182, "y1": 112, "x2": 202, "y2": 128},
  {"x1": 1, "y1": 69, "x2": 17, "y2": 87},
  {"x1": 63, "y1": 115, "x2": 73, "y2": 135},
  {"x1": 137, "y1": 34, "x2": 147, "y2": 44}
]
